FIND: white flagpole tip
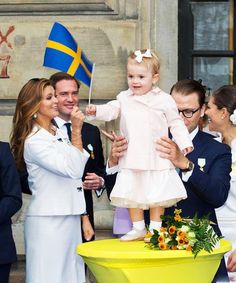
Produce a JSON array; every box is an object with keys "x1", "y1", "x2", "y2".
[{"x1": 88, "y1": 63, "x2": 95, "y2": 105}]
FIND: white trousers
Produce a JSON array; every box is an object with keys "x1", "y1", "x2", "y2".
[{"x1": 25, "y1": 215, "x2": 85, "y2": 283}]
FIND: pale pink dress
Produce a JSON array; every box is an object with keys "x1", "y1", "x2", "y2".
[{"x1": 96, "y1": 87, "x2": 193, "y2": 209}]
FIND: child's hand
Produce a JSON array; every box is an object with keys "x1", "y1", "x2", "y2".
[{"x1": 86, "y1": 104, "x2": 97, "y2": 116}]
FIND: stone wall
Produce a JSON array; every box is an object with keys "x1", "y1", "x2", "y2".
[{"x1": 0, "y1": 0, "x2": 178, "y2": 254}]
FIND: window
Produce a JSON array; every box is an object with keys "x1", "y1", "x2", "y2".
[{"x1": 178, "y1": 0, "x2": 235, "y2": 91}]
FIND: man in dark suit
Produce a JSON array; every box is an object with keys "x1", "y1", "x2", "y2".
[
  {"x1": 0, "y1": 142, "x2": 22, "y2": 283},
  {"x1": 106, "y1": 79, "x2": 231, "y2": 282},
  {"x1": 50, "y1": 72, "x2": 105, "y2": 242}
]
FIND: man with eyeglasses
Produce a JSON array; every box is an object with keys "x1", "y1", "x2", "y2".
[
  {"x1": 106, "y1": 79, "x2": 231, "y2": 282},
  {"x1": 156, "y1": 79, "x2": 231, "y2": 283}
]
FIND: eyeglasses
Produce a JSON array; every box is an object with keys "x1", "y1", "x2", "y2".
[{"x1": 178, "y1": 108, "x2": 200, "y2": 118}]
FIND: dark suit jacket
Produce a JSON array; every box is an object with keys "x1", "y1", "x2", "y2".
[
  {"x1": 81, "y1": 122, "x2": 105, "y2": 240},
  {"x1": 165, "y1": 130, "x2": 231, "y2": 282},
  {"x1": 0, "y1": 142, "x2": 22, "y2": 264}
]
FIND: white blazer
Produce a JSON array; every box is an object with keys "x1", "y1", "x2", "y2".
[{"x1": 24, "y1": 126, "x2": 89, "y2": 216}]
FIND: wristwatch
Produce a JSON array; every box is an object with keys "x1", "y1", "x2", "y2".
[{"x1": 182, "y1": 159, "x2": 194, "y2": 172}]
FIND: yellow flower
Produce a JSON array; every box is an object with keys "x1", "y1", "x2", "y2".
[
  {"x1": 174, "y1": 208, "x2": 182, "y2": 215},
  {"x1": 145, "y1": 231, "x2": 153, "y2": 238},
  {"x1": 174, "y1": 214, "x2": 182, "y2": 222}
]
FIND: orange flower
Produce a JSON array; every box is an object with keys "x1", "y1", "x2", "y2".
[
  {"x1": 178, "y1": 238, "x2": 185, "y2": 245},
  {"x1": 171, "y1": 245, "x2": 178, "y2": 250},
  {"x1": 184, "y1": 238, "x2": 189, "y2": 245},
  {"x1": 159, "y1": 243, "x2": 167, "y2": 250},
  {"x1": 186, "y1": 245, "x2": 192, "y2": 251},
  {"x1": 177, "y1": 231, "x2": 186, "y2": 238},
  {"x1": 160, "y1": 227, "x2": 167, "y2": 232},
  {"x1": 168, "y1": 225, "x2": 176, "y2": 234},
  {"x1": 158, "y1": 235, "x2": 165, "y2": 242}
]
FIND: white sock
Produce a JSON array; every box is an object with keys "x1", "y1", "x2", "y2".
[
  {"x1": 133, "y1": 220, "x2": 145, "y2": 231},
  {"x1": 149, "y1": 221, "x2": 162, "y2": 231}
]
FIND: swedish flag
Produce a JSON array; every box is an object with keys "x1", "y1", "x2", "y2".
[{"x1": 43, "y1": 22, "x2": 93, "y2": 87}]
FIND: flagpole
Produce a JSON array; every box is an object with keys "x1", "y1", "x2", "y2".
[{"x1": 88, "y1": 63, "x2": 95, "y2": 105}]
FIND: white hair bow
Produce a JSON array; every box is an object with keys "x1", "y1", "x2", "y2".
[
  {"x1": 230, "y1": 109, "x2": 236, "y2": 125},
  {"x1": 134, "y1": 49, "x2": 152, "y2": 63}
]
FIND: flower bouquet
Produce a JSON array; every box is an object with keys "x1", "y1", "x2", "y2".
[{"x1": 146, "y1": 209, "x2": 222, "y2": 257}]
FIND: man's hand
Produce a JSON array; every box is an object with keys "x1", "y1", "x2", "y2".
[
  {"x1": 83, "y1": 173, "x2": 103, "y2": 190},
  {"x1": 107, "y1": 132, "x2": 128, "y2": 167},
  {"x1": 82, "y1": 215, "x2": 95, "y2": 241},
  {"x1": 227, "y1": 250, "x2": 236, "y2": 272},
  {"x1": 155, "y1": 136, "x2": 189, "y2": 169}
]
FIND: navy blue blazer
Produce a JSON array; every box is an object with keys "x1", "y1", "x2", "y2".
[
  {"x1": 166, "y1": 130, "x2": 231, "y2": 282},
  {"x1": 81, "y1": 122, "x2": 105, "y2": 234},
  {"x1": 0, "y1": 142, "x2": 22, "y2": 264}
]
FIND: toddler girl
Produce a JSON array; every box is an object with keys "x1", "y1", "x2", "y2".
[{"x1": 86, "y1": 49, "x2": 193, "y2": 241}]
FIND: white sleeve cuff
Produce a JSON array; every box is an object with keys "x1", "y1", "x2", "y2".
[
  {"x1": 182, "y1": 166, "x2": 194, "y2": 182},
  {"x1": 106, "y1": 161, "x2": 119, "y2": 175}
]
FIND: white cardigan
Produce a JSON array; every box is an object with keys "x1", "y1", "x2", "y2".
[{"x1": 24, "y1": 126, "x2": 89, "y2": 216}]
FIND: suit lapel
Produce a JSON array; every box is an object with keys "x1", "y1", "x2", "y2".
[{"x1": 187, "y1": 131, "x2": 205, "y2": 162}]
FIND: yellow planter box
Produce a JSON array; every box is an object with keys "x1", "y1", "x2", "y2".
[{"x1": 77, "y1": 239, "x2": 231, "y2": 283}]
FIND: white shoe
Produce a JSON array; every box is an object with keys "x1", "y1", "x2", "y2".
[{"x1": 120, "y1": 228, "x2": 147, "y2": 241}]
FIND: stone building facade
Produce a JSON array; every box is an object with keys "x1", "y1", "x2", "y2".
[{"x1": 0, "y1": 0, "x2": 178, "y2": 254}]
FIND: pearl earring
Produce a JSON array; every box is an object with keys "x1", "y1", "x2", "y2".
[{"x1": 33, "y1": 113, "x2": 38, "y2": 119}]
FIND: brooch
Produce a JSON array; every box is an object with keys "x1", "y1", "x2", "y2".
[
  {"x1": 197, "y1": 158, "x2": 206, "y2": 172},
  {"x1": 87, "y1": 144, "x2": 95, "y2": 159}
]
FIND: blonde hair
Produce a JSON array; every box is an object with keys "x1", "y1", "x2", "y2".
[
  {"x1": 128, "y1": 49, "x2": 160, "y2": 75},
  {"x1": 10, "y1": 78, "x2": 52, "y2": 169}
]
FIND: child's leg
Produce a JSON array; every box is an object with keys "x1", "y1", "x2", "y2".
[
  {"x1": 149, "y1": 206, "x2": 164, "y2": 231},
  {"x1": 120, "y1": 208, "x2": 146, "y2": 241}
]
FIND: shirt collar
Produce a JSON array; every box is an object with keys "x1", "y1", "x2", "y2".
[
  {"x1": 54, "y1": 116, "x2": 71, "y2": 129},
  {"x1": 189, "y1": 126, "x2": 199, "y2": 141}
]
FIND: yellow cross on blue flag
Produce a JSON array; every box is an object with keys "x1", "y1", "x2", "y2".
[{"x1": 43, "y1": 22, "x2": 93, "y2": 87}]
